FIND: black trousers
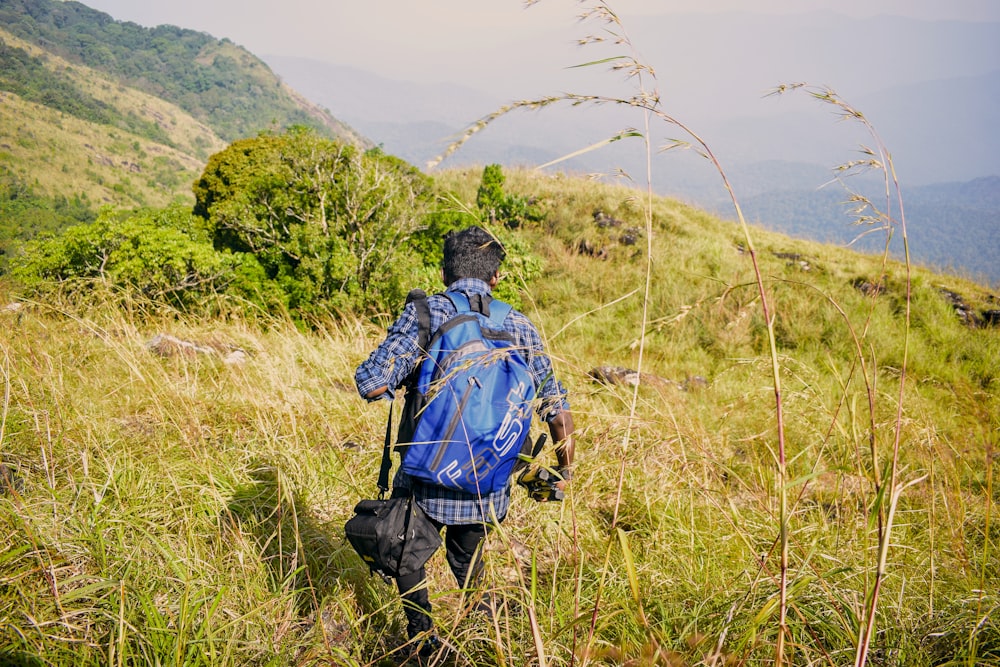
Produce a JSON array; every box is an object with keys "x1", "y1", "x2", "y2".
[{"x1": 395, "y1": 515, "x2": 489, "y2": 638}]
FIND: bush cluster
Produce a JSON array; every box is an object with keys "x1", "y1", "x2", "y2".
[{"x1": 8, "y1": 131, "x2": 543, "y2": 322}]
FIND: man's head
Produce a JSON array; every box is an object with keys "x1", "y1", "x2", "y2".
[{"x1": 442, "y1": 226, "x2": 506, "y2": 286}]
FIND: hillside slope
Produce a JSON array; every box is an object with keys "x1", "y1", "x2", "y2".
[
  {"x1": 1, "y1": 169, "x2": 998, "y2": 665},
  {"x1": 0, "y1": 26, "x2": 227, "y2": 208},
  {"x1": 0, "y1": 0, "x2": 368, "y2": 209},
  {"x1": 0, "y1": 0, "x2": 364, "y2": 144}
]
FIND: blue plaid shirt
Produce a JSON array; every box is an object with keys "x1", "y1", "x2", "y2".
[{"x1": 355, "y1": 278, "x2": 570, "y2": 524}]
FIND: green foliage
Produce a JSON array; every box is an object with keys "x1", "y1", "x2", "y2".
[
  {"x1": 407, "y1": 205, "x2": 478, "y2": 268},
  {"x1": 0, "y1": 168, "x2": 95, "y2": 270},
  {"x1": 403, "y1": 168, "x2": 545, "y2": 310},
  {"x1": 9, "y1": 205, "x2": 272, "y2": 312},
  {"x1": 4, "y1": 134, "x2": 546, "y2": 322},
  {"x1": 193, "y1": 129, "x2": 435, "y2": 319},
  {"x1": 489, "y1": 225, "x2": 543, "y2": 309},
  {"x1": 476, "y1": 163, "x2": 507, "y2": 216},
  {"x1": 475, "y1": 163, "x2": 545, "y2": 229},
  {"x1": 0, "y1": 37, "x2": 172, "y2": 145},
  {"x1": 403, "y1": 204, "x2": 480, "y2": 296}
]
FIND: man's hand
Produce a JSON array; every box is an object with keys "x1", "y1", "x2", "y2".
[
  {"x1": 364, "y1": 386, "x2": 389, "y2": 400},
  {"x1": 554, "y1": 465, "x2": 572, "y2": 492}
]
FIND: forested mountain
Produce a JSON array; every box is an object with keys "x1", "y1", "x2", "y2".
[
  {"x1": 0, "y1": 0, "x2": 368, "y2": 263},
  {"x1": 0, "y1": 0, "x2": 362, "y2": 144}
]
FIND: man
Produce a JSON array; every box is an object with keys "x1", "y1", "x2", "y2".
[{"x1": 354, "y1": 225, "x2": 575, "y2": 658}]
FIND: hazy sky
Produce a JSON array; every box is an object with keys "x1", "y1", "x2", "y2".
[
  {"x1": 77, "y1": 0, "x2": 1000, "y2": 96},
  {"x1": 73, "y1": 0, "x2": 1000, "y2": 188}
]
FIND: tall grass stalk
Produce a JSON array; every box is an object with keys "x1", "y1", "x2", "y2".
[
  {"x1": 434, "y1": 3, "x2": 944, "y2": 665},
  {"x1": 433, "y1": 2, "x2": 792, "y2": 662},
  {"x1": 972, "y1": 425, "x2": 996, "y2": 662},
  {"x1": 768, "y1": 84, "x2": 918, "y2": 666}
]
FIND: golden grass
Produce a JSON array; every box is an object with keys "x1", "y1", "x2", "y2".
[{"x1": 1, "y1": 160, "x2": 998, "y2": 667}]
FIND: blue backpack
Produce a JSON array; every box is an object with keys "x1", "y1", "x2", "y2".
[{"x1": 400, "y1": 290, "x2": 536, "y2": 495}]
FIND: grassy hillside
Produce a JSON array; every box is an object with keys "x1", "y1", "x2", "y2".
[
  {"x1": 0, "y1": 0, "x2": 368, "y2": 216},
  {"x1": 0, "y1": 90, "x2": 213, "y2": 208},
  {"x1": 0, "y1": 0, "x2": 367, "y2": 266},
  {"x1": 1, "y1": 169, "x2": 997, "y2": 666},
  {"x1": 0, "y1": 25, "x2": 226, "y2": 208}
]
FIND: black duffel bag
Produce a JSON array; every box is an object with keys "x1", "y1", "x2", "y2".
[{"x1": 345, "y1": 494, "x2": 441, "y2": 579}]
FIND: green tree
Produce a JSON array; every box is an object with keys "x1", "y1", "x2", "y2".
[
  {"x1": 193, "y1": 129, "x2": 434, "y2": 319},
  {"x1": 476, "y1": 163, "x2": 507, "y2": 222},
  {"x1": 0, "y1": 169, "x2": 95, "y2": 271},
  {"x1": 475, "y1": 163, "x2": 544, "y2": 229}
]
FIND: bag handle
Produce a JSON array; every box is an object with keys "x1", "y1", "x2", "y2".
[
  {"x1": 377, "y1": 401, "x2": 394, "y2": 498},
  {"x1": 446, "y1": 290, "x2": 512, "y2": 327}
]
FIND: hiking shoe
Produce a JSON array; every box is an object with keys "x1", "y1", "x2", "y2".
[
  {"x1": 398, "y1": 635, "x2": 440, "y2": 666},
  {"x1": 420, "y1": 634, "x2": 441, "y2": 656}
]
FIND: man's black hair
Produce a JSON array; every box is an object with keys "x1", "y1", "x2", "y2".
[{"x1": 442, "y1": 226, "x2": 506, "y2": 286}]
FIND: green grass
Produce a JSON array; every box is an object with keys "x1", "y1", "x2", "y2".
[
  {"x1": 1, "y1": 173, "x2": 997, "y2": 665},
  {"x1": 2, "y1": 2, "x2": 999, "y2": 662}
]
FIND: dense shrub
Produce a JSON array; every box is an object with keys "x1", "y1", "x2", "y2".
[
  {"x1": 0, "y1": 170, "x2": 95, "y2": 270},
  {"x1": 476, "y1": 163, "x2": 544, "y2": 229},
  {"x1": 9, "y1": 205, "x2": 276, "y2": 312},
  {"x1": 193, "y1": 129, "x2": 437, "y2": 319},
  {"x1": 8, "y1": 132, "x2": 545, "y2": 321}
]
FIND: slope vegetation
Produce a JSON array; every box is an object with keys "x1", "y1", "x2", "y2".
[
  {"x1": 0, "y1": 0, "x2": 367, "y2": 210},
  {"x1": 1, "y1": 168, "x2": 997, "y2": 665},
  {"x1": 1, "y1": 26, "x2": 226, "y2": 208}
]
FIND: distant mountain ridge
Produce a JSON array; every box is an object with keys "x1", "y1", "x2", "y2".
[
  {"x1": 0, "y1": 0, "x2": 363, "y2": 144},
  {"x1": 708, "y1": 174, "x2": 1000, "y2": 288}
]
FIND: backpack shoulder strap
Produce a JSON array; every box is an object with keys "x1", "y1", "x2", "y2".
[
  {"x1": 405, "y1": 289, "x2": 431, "y2": 353},
  {"x1": 443, "y1": 290, "x2": 470, "y2": 314},
  {"x1": 396, "y1": 289, "x2": 431, "y2": 448},
  {"x1": 486, "y1": 299, "x2": 512, "y2": 328}
]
